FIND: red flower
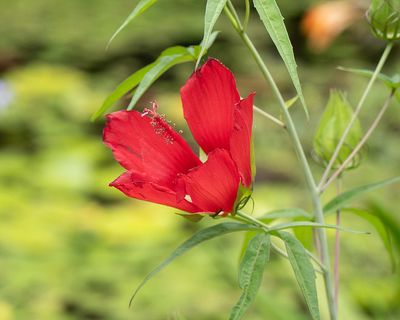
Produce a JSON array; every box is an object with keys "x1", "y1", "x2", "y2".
[{"x1": 103, "y1": 59, "x2": 255, "y2": 215}]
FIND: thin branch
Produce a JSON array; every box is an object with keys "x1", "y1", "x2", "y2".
[
  {"x1": 254, "y1": 105, "x2": 286, "y2": 128},
  {"x1": 243, "y1": 0, "x2": 250, "y2": 31},
  {"x1": 227, "y1": 0, "x2": 243, "y2": 30},
  {"x1": 334, "y1": 176, "x2": 342, "y2": 315}
]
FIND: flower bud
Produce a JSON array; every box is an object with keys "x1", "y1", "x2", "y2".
[
  {"x1": 367, "y1": 0, "x2": 400, "y2": 41},
  {"x1": 313, "y1": 90, "x2": 363, "y2": 169}
]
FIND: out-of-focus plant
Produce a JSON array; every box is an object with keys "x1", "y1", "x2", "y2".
[
  {"x1": 301, "y1": 0, "x2": 364, "y2": 52},
  {"x1": 94, "y1": 1, "x2": 399, "y2": 319}
]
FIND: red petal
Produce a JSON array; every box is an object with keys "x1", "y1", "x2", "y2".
[
  {"x1": 181, "y1": 59, "x2": 240, "y2": 153},
  {"x1": 103, "y1": 110, "x2": 201, "y2": 187},
  {"x1": 230, "y1": 93, "x2": 255, "y2": 187},
  {"x1": 178, "y1": 149, "x2": 240, "y2": 214},
  {"x1": 111, "y1": 171, "x2": 202, "y2": 213}
]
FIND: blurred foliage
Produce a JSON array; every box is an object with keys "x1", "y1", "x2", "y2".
[{"x1": 0, "y1": 0, "x2": 399, "y2": 319}]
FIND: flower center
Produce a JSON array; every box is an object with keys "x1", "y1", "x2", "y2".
[{"x1": 142, "y1": 102, "x2": 176, "y2": 145}]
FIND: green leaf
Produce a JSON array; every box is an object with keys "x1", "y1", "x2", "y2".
[
  {"x1": 293, "y1": 223, "x2": 314, "y2": 250},
  {"x1": 338, "y1": 67, "x2": 400, "y2": 90},
  {"x1": 196, "y1": 0, "x2": 228, "y2": 68},
  {"x1": 230, "y1": 232, "x2": 271, "y2": 320},
  {"x1": 127, "y1": 52, "x2": 194, "y2": 110},
  {"x1": 93, "y1": 33, "x2": 219, "y2": 120},
  {"x1": 107, "y1": 0, "x2": 159, "y2": 48},
  {"x1": 278, "y1": 231, "x2": 320, "y2": 320},
  {"x1": 253, "y1": 0, "x2": 308, "y2": 117},
  {"x1": 239, "y1": 230, "x2": 259, "y2": 260},
  {"x1": 91, "y1": 63, "x2": 154, "y2": 121},
  {"x1": 344, "y1": 207, "x2": 397, "y2": 270},
  {"x1": 323, "y1": 176, "x2": 400, "y2": 214},
  {"x1": 259, "y1": 208, "x2": 312, "y2": 222},
  {"x1": 127, "y1": 31, "x2": 218, "y2": 110},
  {"x1": 92, "y1": 45, "x2": 207, "y2": 120},
  {"x1": 129, "y1": 222, "x2": 256, "y2": 306},
  {"x1": 285, "y1": 95, "x2": 299, "y2": 109},
  {"x1": 368, "y1": 201, "x2": 400, "y2": 249},
  {"x1": 199, "y1": 30, "x2": 220, "y2": 56}
]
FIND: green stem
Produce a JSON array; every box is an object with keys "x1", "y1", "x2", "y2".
[
  {"x1": 318, "y1": 43, "x2": 393, "y2": 191},
  {"x1": 334, "y1": 176, "x2": 342, "y2": 315},
  {"x1": 224, "y1": 4, "x2": 337, "y2": 319},
  {"x1": 254, "y1": 105, "x2": 286, "y2": 128},
  {"x1": 236, "y1": 210, "x2": 270, "y2": 229},
  {"x1": 223, "y1": 6, "x2": 239, "y2": 31},
  {"x1": 227, "y1": 0, "x2": 243, "y2": 30},
  {"x1": 243, "y1": 0, "x2": 250, "y2": 31}
]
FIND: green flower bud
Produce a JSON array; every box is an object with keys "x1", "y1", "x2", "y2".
[
  {"x1": 367, "y1": 0, "x2": 400, "y2": 41},
  {"x1": 313, "y1": 90, "x2": 363, "y2": 169}
]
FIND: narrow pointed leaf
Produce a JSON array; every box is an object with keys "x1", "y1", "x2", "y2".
[
  {"x1": 344, "y1": 207, "x2": 397, "y2": 270},
  {"x1": 323, "y1": 176, "x2": 400, "y2": 214},
  {"x1": 130, "y1": 222, "x2": 256, "y2": 306},
  {"x1": 285, "y1": 95, "x2": 299, "y2": 109},
  {"x1": 278, "y1": 231, "x2": 320, "y2": 320},
  {"x1": 368, "y1": 201, "x2": 400, "y2": 250},
  {"x1": 127, "y1": 53, "x2": 194, "y2": 110},
  {"x1": 230, "y1": 232, "x2": 271, "y2": 320},
  {"x1": 253, "y1": 0, "x2": 308, "y2": 117},
  {"x1": 338, "y1": 67, "x2": 400, "y2": 89},
  {"x1": 198, "y1": 30, "x2": 220, "y2": 57},
  {"x1": 293, "y1": 223, "x2": 314, "y2": 250},
  {"x1": 196, "y1": 0, "x2": 228, "y2": 68},
  {"x1": 239, "y1": 230, "x2": 259, "y2": 260},
  {"x1": 91, "y1": 63, "x2": 154, "y2": 120},
  {"x1": 108, "y1": 0, "x2": 158, "y2": 48},
  {"x1": 92, "y1": 45, "x2": 202, "y2": 120},
  {"x1": 127, "y1": 35, "x2": 218, "y2": 110}
]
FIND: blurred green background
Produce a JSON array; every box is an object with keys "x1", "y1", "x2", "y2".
[{"x1": 0, "y1": 0, "x2": 399, "y2": 319}]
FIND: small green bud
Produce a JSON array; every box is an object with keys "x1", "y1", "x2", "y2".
[
  {"x1": 367, "y1": 0, "x2": 400, "y2": 41},
  {"x1": 313, "y1": 90, "x2": 363, "y2": 169}
]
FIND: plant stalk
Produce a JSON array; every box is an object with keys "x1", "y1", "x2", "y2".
[
  {"x1": 224, "y1": 4, "x2": 337, "y2": 319},
  {"x1": 243, "y1": 0, "x2": 250, "y2": 31},
  {"x1": 334, "y1": 176, "x2": 342, "y2": 315},
  {"x1": 254, "y1": 105, "x2": 286, "y2": 128},
  {"x1": 318, "y1": 43, "x2": 393, "y2": 191}
]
